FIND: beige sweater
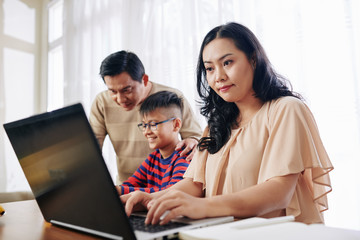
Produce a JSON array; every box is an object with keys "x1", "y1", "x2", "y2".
[{"x1": 90, "y1": 82, "x2": 202, "y2": 183}]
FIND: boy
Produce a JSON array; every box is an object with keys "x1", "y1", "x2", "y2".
[{"x1": 117, "y1": 91, "x2": 190, "y2": 194}]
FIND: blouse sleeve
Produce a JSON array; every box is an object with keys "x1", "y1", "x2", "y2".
[{"x1": 259, "y1": 97, "x2": 333, "y2": 219}]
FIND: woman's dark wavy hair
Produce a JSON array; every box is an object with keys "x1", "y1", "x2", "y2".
[{"x1": 197, "y1": 22, "x2": 302, "y2": 154}]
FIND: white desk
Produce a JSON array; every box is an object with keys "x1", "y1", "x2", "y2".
[{"x1": 179, "y1": 217, "x2": 360, "y2": 240}]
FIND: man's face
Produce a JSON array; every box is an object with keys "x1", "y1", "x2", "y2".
[{"x1": 104, "y1": 72, "x2": 147, "y2": 111}]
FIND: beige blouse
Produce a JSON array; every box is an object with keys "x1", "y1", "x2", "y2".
[{"x1": 184, "y1": 96, "x2": 333, "y2": 224}]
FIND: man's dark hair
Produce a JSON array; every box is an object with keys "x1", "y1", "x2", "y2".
[{"x1": 99, "y1": 50, "x2": 145, "y2": 83}]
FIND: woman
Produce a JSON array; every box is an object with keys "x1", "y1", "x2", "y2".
[{"x1": 121, "y1": 22, "x2": 333, "y2": 225}]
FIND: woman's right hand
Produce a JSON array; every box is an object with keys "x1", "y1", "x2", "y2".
[
  {"x1": 145, "y1": 189, "x2": 209, "y2": 225},
  {"x1": 120, "y1": 191, "x2": 153, "y2": 216}
]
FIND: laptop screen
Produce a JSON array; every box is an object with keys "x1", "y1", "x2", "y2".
[{"x1": 3, "y1": 103, "x2": 136, "y2": 240}]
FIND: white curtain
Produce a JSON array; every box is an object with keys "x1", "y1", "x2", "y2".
[{"x1": 1, "y1": 0, "x2": 357, "y2": 230}]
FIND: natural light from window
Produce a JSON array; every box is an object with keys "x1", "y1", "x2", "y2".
[{"x1": 47, "y1": 0, "x2": 64, "y2": 111}]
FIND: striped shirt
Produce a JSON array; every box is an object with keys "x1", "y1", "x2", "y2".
[{"x1": 120, "y1": 149, "x2": 189, "y2": 194}]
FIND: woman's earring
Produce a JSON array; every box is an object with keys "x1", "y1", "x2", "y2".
[
  {"x1": 251, "y1": 56, "x2": 256, "y2": 70},
  {"x1": 251, "y1": 61, "x2": 256, "y2": 70}
]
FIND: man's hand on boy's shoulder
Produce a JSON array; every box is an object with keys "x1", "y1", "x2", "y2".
[{"x1": 175, "y1": 138, "x2": 198, "y2": 161}]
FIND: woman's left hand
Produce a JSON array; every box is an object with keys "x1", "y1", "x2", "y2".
[{"x1": 145, "y1": 189, "x2": 208, "y2": 225}]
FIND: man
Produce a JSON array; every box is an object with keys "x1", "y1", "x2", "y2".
[{"x1": 89, "y1": 51, "x2": 202, "y2": 184}]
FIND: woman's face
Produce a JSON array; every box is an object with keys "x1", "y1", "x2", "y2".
[{"x1": 202, "y1": 38, "x2": 255, "y2": 104}]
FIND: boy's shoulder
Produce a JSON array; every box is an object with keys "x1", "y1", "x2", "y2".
[{"x1": 173, "y1": 148, "x2": 191, "y2": 159}]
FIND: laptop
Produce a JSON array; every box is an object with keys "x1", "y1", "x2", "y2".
[{"x1": 3, "y1": 103, "x2": 233, "y2": 240}]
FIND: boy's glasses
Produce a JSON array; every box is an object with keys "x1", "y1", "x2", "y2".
[{"x1": 137, "y1": 117, "x2": 175, "y2": 132}]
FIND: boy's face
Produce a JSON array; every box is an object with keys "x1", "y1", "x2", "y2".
[{"x1": 141, "y1": 110, "x2": 177, "y2": 151}]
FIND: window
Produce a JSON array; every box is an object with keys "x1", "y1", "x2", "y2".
[
  {"x1": 47, "y1": 0, "x2": 64, "y2": 111},
  {"x1": 1, "y1": 0, "x2": 39, "y2": 192}
]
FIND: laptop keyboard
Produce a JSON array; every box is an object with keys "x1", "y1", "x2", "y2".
[{"x1": 129, "y1": 215, "x2": 190, "y2": 233}]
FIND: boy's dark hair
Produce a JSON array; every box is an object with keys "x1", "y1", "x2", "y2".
[
  {"x1": 99, "y1": 50, "x2": 145, "y2": 83},
  {"x1": 140, "y1": 91, "x2": 183, "y2": 118}
]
